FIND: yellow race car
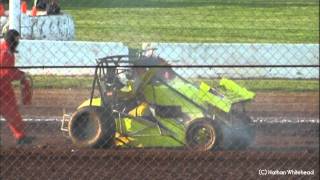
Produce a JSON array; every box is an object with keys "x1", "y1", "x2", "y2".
[{"x1": 61, "y1": 55, "x2": 255, "y2": 151}]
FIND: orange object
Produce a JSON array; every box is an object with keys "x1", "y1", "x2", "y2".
[
  {"x1": 0, "y1": 3, "x2": 5, "y2": 16},
  {"x1": 21, "y1": 1, "x2": 27, "y2": 14},
  {"x1": 31, "y1": 6, "x2": 37, "y2": 16}
]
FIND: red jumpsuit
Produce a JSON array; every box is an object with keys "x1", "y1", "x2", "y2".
[{"x1": 0, "y1": 40, "x2": 26, "y2": 140}]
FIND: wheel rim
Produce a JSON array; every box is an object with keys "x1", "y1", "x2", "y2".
[{"x1": 189, "y1": 124, "x2": 216, "y2": 150}]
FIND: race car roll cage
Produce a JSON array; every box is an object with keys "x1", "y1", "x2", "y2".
[
  {"x1": 89, "y1": 55, "x2": 210, "y2": 116},
  {"x1": 87, "y1": 55, "x2": 218, "y2": 145}
]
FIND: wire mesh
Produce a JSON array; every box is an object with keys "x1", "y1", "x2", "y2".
[{"x1": 0, "y1": 0, "x2": 319, "y2": 179}]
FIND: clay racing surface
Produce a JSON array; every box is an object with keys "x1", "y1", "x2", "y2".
[{"x1": 1, "y1": 89, "x2": 319, "y2": 179}]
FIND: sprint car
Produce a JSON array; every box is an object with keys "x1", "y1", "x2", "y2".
[{"x1": 61, "y1": 54, "x2": 255, "y2": 151}]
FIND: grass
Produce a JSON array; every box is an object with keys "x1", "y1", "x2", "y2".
[
  {"x1": 31, "y1": 75, "x2": 94, "y2": 89},
  {"x1": 199, "y1": 79, "x2": 319, "y2": 92},
  {"x1": 56, "y1": 0, "x2": 319, "y2": 43},
  {"x1": 13, "y1": 75, "x2": 319, "y2": 92},
  {"x1": 13, "y1": 75, "x2": 93, "y2": 89}
]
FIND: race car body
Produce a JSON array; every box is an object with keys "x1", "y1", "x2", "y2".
[{"x1": 61, "y1": 55, "x2": 255, "y2": 151}]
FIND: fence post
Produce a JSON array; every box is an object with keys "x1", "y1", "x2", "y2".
[{"x1": 9, "y1": 0, "x2": 21, "y2": 32}]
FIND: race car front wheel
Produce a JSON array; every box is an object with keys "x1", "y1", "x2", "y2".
[
  {"x1": 186, "y1": 119, "x2": 221, "y2": 151},
  {"x1": 68, "y1": 107, "x2": 115, "y2": 148}
]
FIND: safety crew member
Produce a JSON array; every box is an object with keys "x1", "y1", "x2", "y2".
[{"x1": 0, "y1": 29, "x2": 33, "y2": 145}]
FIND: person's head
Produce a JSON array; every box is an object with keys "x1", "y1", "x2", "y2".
[{"x1": 4, "y1": 29, "x2": 20, "y2": 53}]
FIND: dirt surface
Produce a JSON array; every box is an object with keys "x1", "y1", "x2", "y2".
[
  {"x1": 14, "y1": 89, "x2": 319, "y2": 118},
  {"x1": 1, "y1": 148, "x2": 319, "y2": 180},
  {"x1": 1, "y1": 121, "x2": 319, "y2": 149},
  {"x1": 1, "y1": 89, "x2": 319, "y2": 179},
  {"x1": 1, "y1": 120, "x2": 319, "y2": 180},
  {"x1": 2, "y1": 88, "x2": 317, "y2": 149}
]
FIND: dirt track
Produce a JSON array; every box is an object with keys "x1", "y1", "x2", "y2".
[
  {"x1": 3, "y1": 88, "x2": 318, "y2": 150},
  {"x1": 12, "y1": 89, "x2": 320, "y2": 118},
  {"x1": 1, "y1": 149, "x2": 319, "y2": 180},
  {"x1": 1, "y1": 89, "x2": 319, "y2": 179}
]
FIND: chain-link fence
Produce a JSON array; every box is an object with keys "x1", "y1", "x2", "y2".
[{"x1": 1, "y1": 0, "x2": 319, "y2": 179}]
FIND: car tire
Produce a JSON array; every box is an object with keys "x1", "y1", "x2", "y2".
[
  {"x1": 68, "y1": 106, "x2": 115, "y2": 148},
  {"x1": 186, "y1": 119, "x2": 221, "y2": 151}
]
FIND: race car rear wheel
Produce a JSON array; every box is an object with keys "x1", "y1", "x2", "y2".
[
  {"x1": 68, "y1": 107, "x2": 115, "y2": 148},
  {"x1": 186, "y1": 119, "x2": 221, "y2": 151}
]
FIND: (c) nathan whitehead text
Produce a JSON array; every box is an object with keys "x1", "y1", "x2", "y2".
[{"x1": 259, "y1": 169, "x2": 315, "y2": 176}]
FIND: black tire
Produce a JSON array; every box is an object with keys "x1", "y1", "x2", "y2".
[
  {"x1": 220, "y1": 112, "x2": 255, "y2": 150},
  {"x1": 68, "y1": 107, "x2": 115, "y2": 148},
  {"x1": 186, "y1": 119, "x2": 221, "y2": 151}
]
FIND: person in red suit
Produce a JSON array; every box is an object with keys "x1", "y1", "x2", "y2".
[{"x1": 0, "y1": 29, "x2": 34, "y2": 145}]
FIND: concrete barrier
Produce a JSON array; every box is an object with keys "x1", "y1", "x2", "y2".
[
  {"x1": 16, "y1": 40, "x2": 128, "y2": 75},
  {"x1": 13, "y1": 40, "x2": 319, "y2": 78},
  {"x1": 143, "y1": 43, "x2": 319, "y2": 79}
]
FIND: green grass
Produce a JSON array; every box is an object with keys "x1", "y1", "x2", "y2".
[
  {"x1": 199, "y1": 79, "x2": 319, "y2": 92},
  {"x1": 15, "y1": 75, "x2": 319, "y2": 92},
  {"x1": 57, "y1": 0, "x2": 319, "y2": 43},
  {"x1": 14, "y1": 75, "x2": 93, "y2": 89},
  {"x1": 31, "y1": 75, "x2": 94, "y2": 89}
]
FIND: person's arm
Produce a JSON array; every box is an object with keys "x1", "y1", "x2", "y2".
[{"x1": 0, "y1": 51, "x2": 25, "y2": 81}]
